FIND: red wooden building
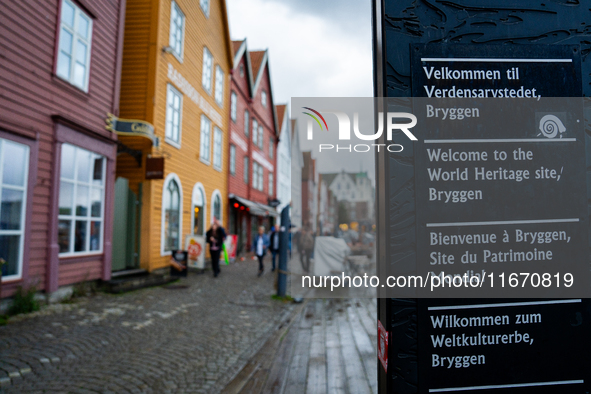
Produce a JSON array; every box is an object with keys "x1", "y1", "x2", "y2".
[
  {"x1": 0, "y1": 0, "x2": 126, "y2": 297},
  {"x1": 227, "y1": 39, "x2": 279, "y2": 255}
]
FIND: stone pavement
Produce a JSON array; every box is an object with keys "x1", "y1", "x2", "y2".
[
  {"x1": 222, "y1": 297, "x2": 378, "y2": 394},
  {"x1": 0, "y1": 257, "x2": 296, "y2": 393}
]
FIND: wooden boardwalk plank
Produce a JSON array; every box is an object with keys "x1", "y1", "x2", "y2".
[
  {"x1": 337, "y1": 307, "x2": 371, "y2": 394},
  {"x1": 347, "y1": 305, "x2": 378, "y2": 394},
  {"x1": 283, "y1": 305, "x2": 314, "y2": 394},
  {"x1": 325, "y1": 305, "x2": 346, "y2": 394},
  {"x1": 306, "y1": 300, "x2": 327, "y2": 394}
]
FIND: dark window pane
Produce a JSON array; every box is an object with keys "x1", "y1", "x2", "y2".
[
  {"x1": 92, "y1": 158, "x2": 104, "y2": 186},
  {"x1": 0, "y1": 234, "x2": 20, "y2": 277},
  {"x1": 90, "y1": 221, "x2": 101, "y2": 251},
  {"x1": 74, "y1": 220, "x2": 87, "y2": 252},
  {"x1": 58, "y1": 220, "x2": 71, "y2": 253},
  {"x1": 1, "y1": 189, "x2": 23, "y2": 230},
  {"x1": 90, "y1": 187, "x2": 102, "y2": 217}
]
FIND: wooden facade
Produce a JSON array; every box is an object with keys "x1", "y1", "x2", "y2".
[
  {"x1": 118, "y1": 0, "x2": 233, "y2": 272},
  {"x1": 0, "y1": 0, "x2": 126, "y2": 296},
  {"x1": 227, "y1": 40, "x2": 280, "y2": 255}
]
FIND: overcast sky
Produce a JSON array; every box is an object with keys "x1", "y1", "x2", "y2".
[
  {"x1": 227, "y1": 0, "x2": 373, "y2": 109},
  {"x1": 227, "y1": 0, "x2": 374, "y2": 180}
]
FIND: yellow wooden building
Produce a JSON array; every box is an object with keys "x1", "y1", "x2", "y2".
[{"x1": 114, "y1": 0, "x2": 233, "y2": 273}]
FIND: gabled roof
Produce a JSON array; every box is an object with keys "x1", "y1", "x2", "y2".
[
  {"x1": 232, "y1": 40, "x2": 244, "y2": 56},
  {"x1": 231, "y1": 43, "x2": 279, "y2": 137},
  {"x1": 249, "y1": 51, "x2": 266, "y2": 83},
  {"x1": 249, "y1": 49, "x2": 279, "y2": 137},
  {"x1": 232, "y1": 39, "x2": 254, "y2": 95},
  {"x1": 275, "y1": 104, "x2": 287, "y2": 127}
]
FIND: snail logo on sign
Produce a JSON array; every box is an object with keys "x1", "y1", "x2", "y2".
[{"x1": 538, "y1": 114, "x2": 566, "y2": 139}]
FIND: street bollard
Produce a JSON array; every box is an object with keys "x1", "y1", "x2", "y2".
[{"x1": 277, "y1": 205, "x2": 290, "y2": 297}]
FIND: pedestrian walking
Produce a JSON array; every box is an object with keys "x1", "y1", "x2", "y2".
[
  {"x1": 206, "y1": 218, "x2": 227, "y2": 277},
  {"x1": 299, "y1": 225, "x2": 314, "y2": 273},
  {"x1": 269, "y1": 225, "x2": 280, "y2": 272},
  {"x1": 252, "y1": 226, "x2": 269, "y2": 277}
]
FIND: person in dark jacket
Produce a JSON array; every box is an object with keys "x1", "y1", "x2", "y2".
[
  {"x1": 206, "y1": 218, "x2": 226, "y2": 277},
  {"x1": 252, "y1": 226, "x2": 270, "y2": 277},
  {"x1": 269, "y1": 226, "x2": 280, "y2": 272}
]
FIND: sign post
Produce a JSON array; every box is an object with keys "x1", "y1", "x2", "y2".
[{"x1": 373, "y1": 2, "x2": 591, "y2": 393}]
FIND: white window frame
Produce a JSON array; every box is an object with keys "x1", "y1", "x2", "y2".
[
  {"x1": 258, "y1": 126, "x2": 264, "y2": 149},
  {"x1": 56, "y1": 0, "x2": 93, "y2": 92},
  {"x1": 191, "y1": 183, "x2": 206, "y2": 237},
  {"x1": 211, "y1": 189, "x2": 222, "y2": 224},
  {"x1": 252, "y1": 162, "x2": 258, "y2": 190},
  {"x1": 229, "y1": 145, "x2": 236, "y2": 175},
  {"x1": 58, "y1": 144, "x2": 106, "y2": 257},
  {"x1": 161, "y1": 173, "x2": 183, "y2": 255},
  {"x1": 202, "y1": 47, "x2": 213, "y2": 93},
  {"x1": 200, "y1": 115, "x2": 212, "y2": 164},
  {"x1": 200, "y1": 0, "x2": 210, "y2": 17},
  {"x1": 261, "y1": 90, "x2": 267, "y2": 107},
  {"x1": 169, "y1": 1, "x2": 185, "y2": 61},
  {"x1": 214, "y1": 65, "x2": 224, "y2": 106},
  {"x1": 165, "y1": 84, "x2": 183, "y2": 147},
  {"x1": 243, "y1": 157, "x2": 249, "y2": 184},
  {"x1": 230, "y1": 91, "x2": 237, "y2": 122},
  {"x1": 252, "y1": 119, "x2": 258, "y2": 146},
  {"x1": 213, "y1": 126, "x2": 223, "y2": 171},
  {"x1": 244, "y1": 110, "x2": 250, "y2": 137},
  {"x1": 0, "y1": 139, "x2": 29, "y2": 281}
]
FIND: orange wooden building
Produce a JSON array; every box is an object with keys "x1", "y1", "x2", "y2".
[{"x1": 115, "y1": 0, "x2": 233, "y2": 273}]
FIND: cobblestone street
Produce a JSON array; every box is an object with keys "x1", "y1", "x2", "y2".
[{"x1": 0, "y1": 259, "x2": 296, "y2": 393}]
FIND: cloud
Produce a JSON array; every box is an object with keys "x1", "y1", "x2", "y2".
[{"x1": 227, "y1": 0, "x2": 373, "y2": 109}]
